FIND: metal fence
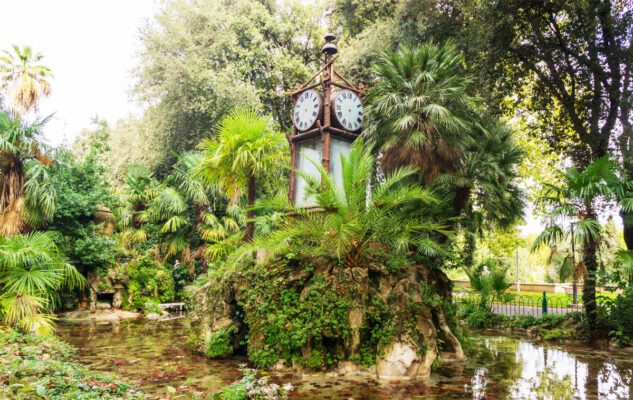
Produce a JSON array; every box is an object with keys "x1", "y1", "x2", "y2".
[{"x1": 453, "y1": 292, "x2": 584, "y2": 318}]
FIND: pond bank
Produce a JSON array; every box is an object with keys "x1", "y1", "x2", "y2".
[{"x1": 57, "y1": 318, "x2": 633, "y2": 399}]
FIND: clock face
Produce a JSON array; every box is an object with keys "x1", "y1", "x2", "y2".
[
  {"x1": 293, "y1": 89, "x2": 321, "y2": 131},
  {"x1": 333, "y1": 89, "x2": 363, "y2": 132}
]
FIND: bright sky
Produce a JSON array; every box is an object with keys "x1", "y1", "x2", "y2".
[{"x1": 0, "y1": 0, "x2": 156, "y2": 146}]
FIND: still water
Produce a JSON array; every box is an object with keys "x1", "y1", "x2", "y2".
[{"x1": 58, "y1": 319, "x2": 633, "y2": 399}]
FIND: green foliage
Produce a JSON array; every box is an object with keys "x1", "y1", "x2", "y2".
[
  {"x1": 123, "y1": 256, "x2": 174, "y2": 310},
  {"x1": 239, "y1": 270, "x2": 352, "y2": 369},
  {"x1": 141, "y1": 301, "x2": 162, "y2": 316},
  {"x1": 464, "y1": 259, "x2": 512, "y2": 311},
  {"x1": 135, "y1": 0, "x2": 321, "y2": 170},
  {"x1": 459, "y1": 303, "x2": 497, "y2": 329},
  {"x1": 0, "y1": 107, "x2": 56, "y2": 235},
  {"x1": 0, "y1": 232, "x2": 85, "y2": 335},
  {"x1": 205, "y1": 324, "x2": 236, "y2": 358},
  {"x1": 364, "y1": 42, "x2": 477, "y2": 182},
  {"x1": 197, "y1": 108, "x2": 288, "y2": 241},
  {"x1": 211, "y1": 365, "x2": 292, "y2": 400},
  {"x1": 599, "y1": 286, "x2": 633, "y2": 346},
  {"x1": 47, "y1": 148, "x2": 119, "y2": 274},
  {"x1": 234, "y1": 140, "x2": 448, "y2": 269},
  {"x1": 0, "y1": 328, "x2": 144, "y2": 399},
  {"x1": 532, "y1": 157, "x2": 633, "y2": 331}
]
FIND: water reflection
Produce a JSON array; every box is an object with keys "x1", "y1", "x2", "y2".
[
  {"x1": 58, "y1": 320, "x2": 633, "y2": 399},
  {"x1": 463, "y1": 336, "x2": 632, "y2": 400}
]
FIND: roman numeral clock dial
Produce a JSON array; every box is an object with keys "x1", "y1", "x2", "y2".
[
  {"x1": 333, "y1": 89, "x2": 363, "y2": 132},
  {"x1": 292, "y1": 89, "x2": 321, "y2": 131}
]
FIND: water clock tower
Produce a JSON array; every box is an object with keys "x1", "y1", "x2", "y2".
[{"x1": 288, "y1": 32, "x2": 364, "y2": 207}]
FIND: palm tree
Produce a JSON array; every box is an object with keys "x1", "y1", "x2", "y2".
[
  {"x1": 0, "y1": 107, "x2": 56, "y2": 236},
  {"x1": 197, "y1": 109, "x2": 287, "y2": 241},
  {"x1": 0, "y1": 231, "x2": 85, "y2": 335},
  {"x1": 230, "y1": 140, "x2": 449, "y2": 269},
  {"x1": 531, "y1": 157, "x2": 633, "y2": 333},
  {"x1": 435, "y1": 119, "x2": 525, "y2": 266},
  {"x1": 0, "y1": 45, "x2": 52, "y2": 114},
  {"x1": 364, "y1": 42, "x2": 478, "y2": 184},
  {"x1": 117, "y1": 154, "x2": 213, "y2": 274}
]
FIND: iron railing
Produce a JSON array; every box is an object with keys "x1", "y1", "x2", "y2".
[{"x1": 453, "y1": 292, "x2": 584, "y2": 317}]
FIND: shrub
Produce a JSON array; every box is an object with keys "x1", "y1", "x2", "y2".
[
  {"x1": 599, "y1": 285, "x2": 633, "y2": 346},
  {"x1": 124, "y1": 256, "x2": 175, "y2": 310},
  {"x1": 239, "y1": 271, "x2": 352, "y2": 369},
  {"x1": 458, "y1": 303, "x2": 499, "y2": 329},
  {"x1": 211, "y1": 365, "x2": 292, "y2": 400},
  {"x1": 205, "y1": 325, "x2": 236, "y2": 358},
  {"x1": 464, "y1": 259, "x2": 512, "y2": 311}
]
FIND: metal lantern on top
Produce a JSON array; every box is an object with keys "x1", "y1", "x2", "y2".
[{"x1": 288, "y1": 32, "x2": 365, "y2": 207}]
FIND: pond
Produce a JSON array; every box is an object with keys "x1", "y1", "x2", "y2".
[{"x1": 58, "y1": 318, "x2": 633, "y2": 399}]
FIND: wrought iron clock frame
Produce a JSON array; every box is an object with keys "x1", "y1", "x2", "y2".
[{"x1": 288, "y1": 35, "x2": 365, "y2": 205}]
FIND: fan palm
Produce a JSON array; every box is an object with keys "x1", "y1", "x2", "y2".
[
  {"x1": 435, "y1": 119, "x2": 525, "y2": 266},
  {"x1": 197, "y1": 109, "x2": 287, "y2": 241},
  {"x1": 0, "y1": 45, "x2": 52, "y2": 114},
  {"x1": 531, "y1": 157, "x2": 633, "y2": 332},
  {"x1": 118, "y1": 154, "x2": 213, "y2": 270},
  {"x1": 228, "y1": 140, "x2": 449, "y2": 269},
  {"x1": 0, "y1": 107, "x2": 56, "y2": 236},
  {"x1": 0, "y1": 231, "x2": 85, "y2": 335},
  {"x1": 364, "y1": 42, "x2": 479, "y2": 183}
]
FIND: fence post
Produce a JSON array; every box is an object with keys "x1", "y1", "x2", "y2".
[{"x1": 541, "y1": 291, "x2": 548, "y2": 316}]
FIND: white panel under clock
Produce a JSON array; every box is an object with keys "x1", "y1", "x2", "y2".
[
  {"x1": 295, "y1": 139, "x2": 323, "y2": 207},
  {"x1": 330, "y1": 137, "x2": 352, "y2": 196}
]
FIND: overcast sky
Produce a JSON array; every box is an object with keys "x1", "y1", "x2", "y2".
[{"x1": 0, "y1": 0, "x2": 156, "y2": 146}]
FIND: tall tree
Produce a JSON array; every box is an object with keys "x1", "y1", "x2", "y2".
[
  {"x1": 532, "y1": 157, "x2": 633, "y2": 334},
  {"x1": 478, "y1": 1, "x2": 633, "y2": 245},
  {"x1": 436, "y1": 118, "x2": 525, "y2": 267},
  {"x1": 135, "y1": 0, "x2": 322, "y2": 171},
  {"x1": 0, "y1": 45, "x2": 52, "y2": 114},
  {"x1": 364, "y1": 43, "x2": 478, "y2": 184},
  {"x1": 0, "y1": 108, "x2": 56, "y2": 236},
  {"x1": 197, "y1": 109, "x2": 287, "y2": 241}
]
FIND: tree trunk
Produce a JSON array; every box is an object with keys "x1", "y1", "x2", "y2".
[
  {"x1": 452, "y1": 186, "x2": 471, "y2": 222},
  {"x1": 620, "y1": 209, "x2": 633, "y2": 250},
  {"x1": 619, "y1": 121, "x2": 633, "y2": 249},
  {"x1": 244, "y1": 174, "x2": 256, "y2": 242},
  {"x1": 582, "y1": 205, "x2": 599, "y2": 336},
  {"x1": 0, "y1": 161, "x2": 26, "y2": 236},
  {"x1": 463, "y1": 231, "x2": 476, "y2": 269}
]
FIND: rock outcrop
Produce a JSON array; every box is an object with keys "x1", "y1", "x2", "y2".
[{"x1": 187, "y1": 256, "x2": 464, "y2": 380}]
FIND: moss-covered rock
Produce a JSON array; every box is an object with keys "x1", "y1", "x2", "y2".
[{"x1": 188, "y1": 255, "x2": 465, "y2": 380}]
